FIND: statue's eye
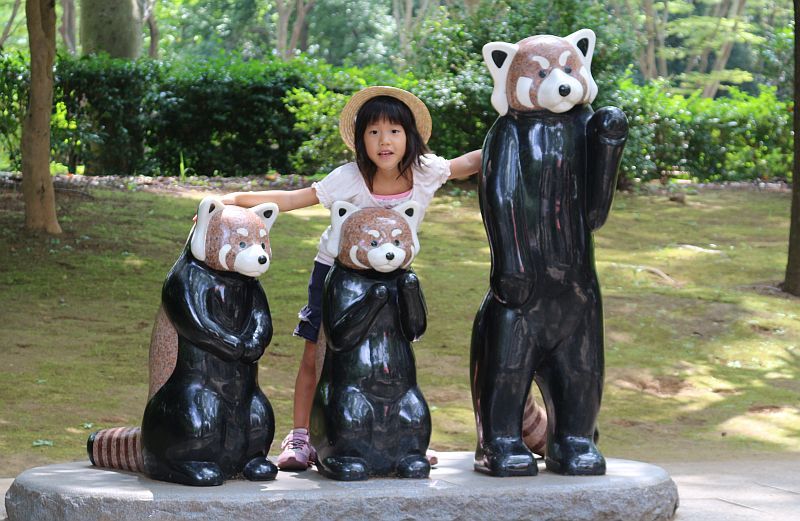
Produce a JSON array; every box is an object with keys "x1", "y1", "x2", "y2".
[
  {"x1": 564, "y1": 66, "x2": 572, "y2": 74},
  {"x1": 261, "y1": 243, "x2": 266, "y2": 250},
  {"x1": 538, "y1": 70, "x2": 547, "y2": 78},
  {"x1": 394, "y1": 240, "x2": 400, "y2": 246},
  {"x1": 370, "y1": 240, "x2": 378, "y2": 247},
  {"x1": 239, "y1": 241, "x2": 247, "y2": 249}
]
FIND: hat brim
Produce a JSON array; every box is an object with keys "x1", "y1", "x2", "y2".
[{"x1": 339, "y1": 86, "x2": 432, "y2": 152}]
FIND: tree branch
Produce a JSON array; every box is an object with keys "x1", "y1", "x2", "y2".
[
  {"x1": 1, "y1": 0, "x2": 21, "y2": 48},
  {"x1": 702, "y1": 0, "x2": 747, "y2": 98},
  {"x1": 144, "y1": 0, "x2": 159, "y2": 57}
]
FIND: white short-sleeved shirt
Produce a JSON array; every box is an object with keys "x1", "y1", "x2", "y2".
[{"x1": 312, "y1": 154, "x2": 451, "y2": 265}]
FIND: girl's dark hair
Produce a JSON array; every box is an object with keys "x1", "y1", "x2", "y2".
[{"x1": 354, "y1": 95, "x2": 429, "y2": 191}]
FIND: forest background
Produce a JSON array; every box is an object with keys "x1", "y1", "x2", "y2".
[{"x1": 0, "y1": 0, "x2": 795, "y2": 188}]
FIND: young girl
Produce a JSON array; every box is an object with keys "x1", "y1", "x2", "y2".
[{"x1": 222, "y1": 86, "x2": 481, "y2": 470}]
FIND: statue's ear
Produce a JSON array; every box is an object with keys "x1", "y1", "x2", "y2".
[
  {"x1": 482, "y1": 41, "x2": 519, "y2": 116},
  {"x1": 565, "y1": 29, "x2": 596, "y2": 69},
  {"x1": 325, "y1": 201, "x2": 361, "y2": 259},
  {"x1": 191, "y1": 196, "x2": 224, "y2": 261},
  {"x1": 251, "y1": 202, "x2": 279, "y2": 232},
  {"x1": 564, "y1": 28, "x2": 598, "y2": 103},
  {"x1": 393, "y1": 201, "x2": 422, "y2": 262}
]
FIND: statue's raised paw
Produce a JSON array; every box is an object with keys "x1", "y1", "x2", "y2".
[{"x1": 591, "y1": 106, "x2": 629, "y2": 141}]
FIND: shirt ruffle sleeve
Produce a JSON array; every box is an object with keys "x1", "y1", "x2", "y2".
[
  {"x1": 414, "y1": 154, "x2": 451, "y2": 194},
  {"x1": 312, "y1": 163, "x2": 361, "y2": 209}
]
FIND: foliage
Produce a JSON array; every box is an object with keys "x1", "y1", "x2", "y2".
[
  {"x1": 407, "y1": 7, "x2": 493, "y2": 159},
  {"x1": 610, "y1": 0, "x2": 792, "y2": 98},
  {"x1": 611, "y1": 76, "x2": 792, "y2": 183},
  {"x1": 304, "y1": 0, "x2": 396, "y2": 67},
  {"x1": 0, "y1": 0, "x2": 794, "y2": 183},
  {"x1": 146, "y1": 56, "x2": 315, "y2": 177},
  {"x1": 154, "y1": 0, "x2": 272, "y2": 59},
  {"x1": 0, "y1": 52, "x2": 27, "y2": 170},
  {"x1": 414, "y1": 62, "x2": 493, "y2": 160},
  {"x1": 283, "y1": 86, "x2": 351, "y2": 176},
  {"x1": 54, "y1": 54, "x2": 160, "y2": 175},
  {"x1": 749, "y1": 19, "x2": 794, "y2": 100},
  {"x1": 1, "y1": 53, "x2": 331, "y2": 176}
]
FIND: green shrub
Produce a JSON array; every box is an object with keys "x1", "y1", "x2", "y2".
[
  {"x1": 611, "y1": 77, "x2": 792, "y2": 183},
  {"x1": 0, "y1": 53, "x2": 28, "y2": 170},
  {"x1": 55, "y1": 55, "x2": 159, "y2": 176},
  {"x1": 415, "y1": 62, "x2": 494, "y2": 160},
  {"x1": 0, "y1": 52, "x2": 791, "y2": 183},
  {"x1": 284, "y1": 86, "x2": 351, "y2": 176},
  {"x1": 689, "y1": 87, "x2": 792, "y2": 182},
  {"x1": 4, "y1": 54, "x2": 324, "y2": 177},
  {"x1": 146, "y1": 57, "x2": 318, "y2": 177}
]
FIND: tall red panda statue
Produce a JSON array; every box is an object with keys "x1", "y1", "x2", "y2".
[{"x1": 471, "y1": 29, "x2": 628, "y2": 477}]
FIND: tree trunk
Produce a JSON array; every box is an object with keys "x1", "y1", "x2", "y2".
[
  {"x1": 22, "y1": 0, "x2": 61, "y2": 235},
  {"x1": 656, "y1": 0, "x2": 669, "y2": 77},
  {"x1": 784, "y1": 0, "x2": 800, "y2": 295},
  {"x1": 58, "y1": 0, "x2": 77, "y2": 54},
  {"x1": 275, "y1": 0, "x2": 290, "y2": 58},
  {"x1": 275, "y1": 0, "x2": 313, "y2": 59},
  {"x1": 641, "y1": 0, "x2": 658, "y2": 80},
  {"x1": 288, "y1": 0, "x2": 313, "y2": 55},
  {"x1": 701, "y1": 0, "x2": 747, "y2": 98},
  {"x1": 684, "y1": 0, "x2": 729, "y2": 75},
  {"x1": 143, "y1": 0, "x2": 159, "y2": 58},
  {"x1": 392, "y1": 0, "x2": 431, "y2": 65},
  {"x1": 1, "y1": 0, "x2": 22, "y2": 48},
  {"x1": 80, "y1": 0, "x2": 143, "y2": 58}
]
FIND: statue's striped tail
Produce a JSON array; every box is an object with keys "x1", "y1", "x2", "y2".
[
  {"x1": 87, "y1": 426, "x2": 144, "y2": 473},
  {"x1": 521, "y1": 392, "x2": 547, "y2": 456}
]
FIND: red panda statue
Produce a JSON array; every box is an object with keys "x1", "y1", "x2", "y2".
[
  {"x1": 88, "y1": 196, "x2": 280, "y2": 486},
  {"x1": 472, "y1": 29, "x2": 628, "y2": 477}
]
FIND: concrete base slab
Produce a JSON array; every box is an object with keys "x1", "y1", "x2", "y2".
[{"x1": 5, "y1": 452, "x2": 678, "y2": 521}]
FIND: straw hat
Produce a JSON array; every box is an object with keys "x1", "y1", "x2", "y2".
[{"x1": 339, "y1": 86, "x2": 432, "y2": 151}]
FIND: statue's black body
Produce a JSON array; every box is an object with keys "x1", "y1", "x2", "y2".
[
  {"x1": 471, "y1": 105, "x2": 627, "y2": 477},
  {"x1": 311, "y1": 262, "x2": 431, "y2": 481},
  {"x1": 141, "y1": 247, "x2": 277, "y2": 486}
]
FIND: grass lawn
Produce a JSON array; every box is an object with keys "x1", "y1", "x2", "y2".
[{"x1": 0, "y1": 185, "x2": 798, "y2": 477}]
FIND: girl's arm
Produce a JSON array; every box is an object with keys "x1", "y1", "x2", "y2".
[
  {"x1": 448, "y1": 150, "x2": 482, "y2": 180},
  {"x1": 221, "y1": 186, "x2": 320, "y2": 212}
]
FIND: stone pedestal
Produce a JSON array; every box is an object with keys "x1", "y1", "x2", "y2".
[{"x1": 5, "y1": 452, "x2": 678, "y2": 520}]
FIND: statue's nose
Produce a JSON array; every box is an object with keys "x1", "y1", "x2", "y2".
[
  {"x1": 386, "y1": 252, "x2": 395, "y2": 260},
  {"x1": 258, "y1": 256, "x2": 267, "y2": 265},
  {"x1": 559, "y1": 85, "x2": 571, "y2": 97}
]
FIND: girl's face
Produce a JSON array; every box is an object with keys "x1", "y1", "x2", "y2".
[{"x1": 363, "y1": 118, "x2": 407, "y2": 176}]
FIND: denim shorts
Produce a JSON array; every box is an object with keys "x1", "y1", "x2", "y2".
[{"x1": 293, "y1": 261, "x2": 332, "y2": 343}]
